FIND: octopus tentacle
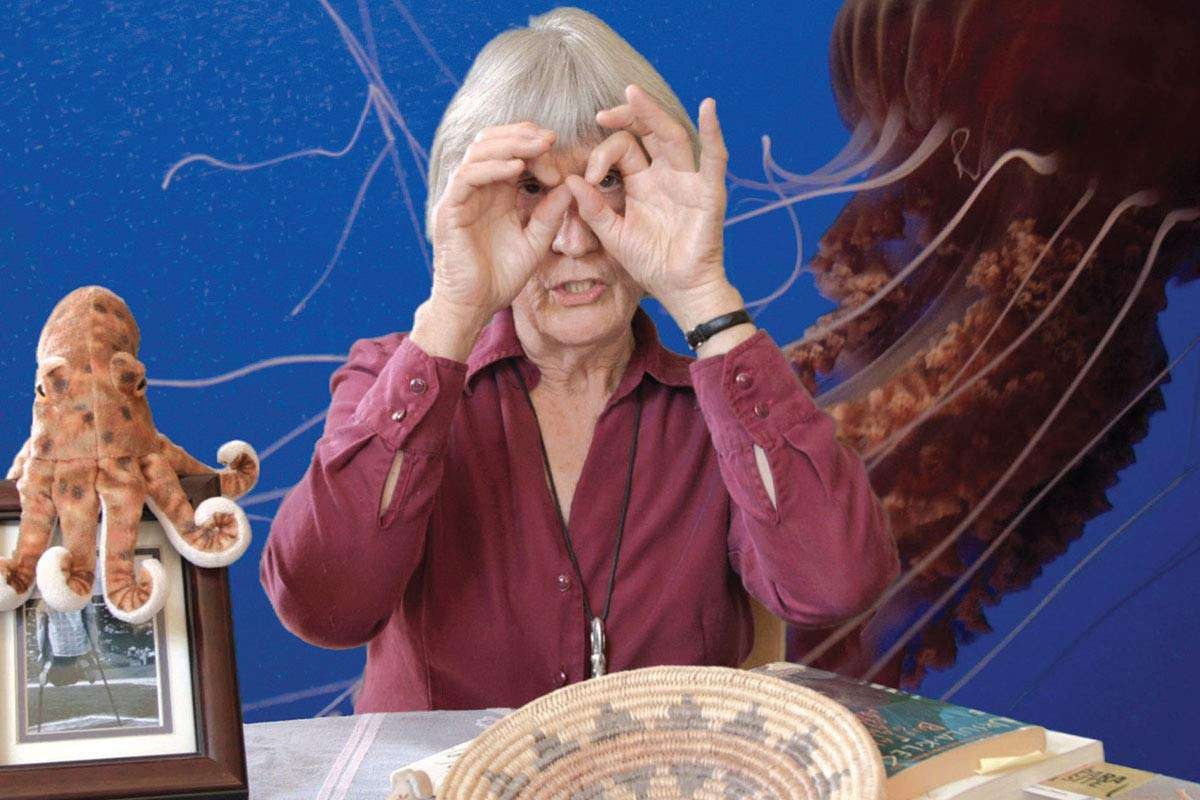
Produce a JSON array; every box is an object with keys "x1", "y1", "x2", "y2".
[
  {"x1": 215, "y1": 440, "x2": 259, "y2": 499},
  {"x1": 155, "y1": 433, "x2": 259, "y2": 500},
  {"x1": 6, "y1": 437, "x2": 31, "y2": 481},
  {"x1": 0, "y1": 457, "x2": 57, "y2": 611},
  {"x1": 154, "y1": 432, "x2": 214, "y2": 476},
  {"x1": 97, "y1": 458, "x2": 166, "y2": 625},
  {"x1": 35, "y1": 460, "x2": 100, "y2": 611},
  {"x1": 141, "y1": 451, "x2": 251, "y2": 568}
]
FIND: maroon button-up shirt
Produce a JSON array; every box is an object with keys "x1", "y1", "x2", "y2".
[{"x1": 260, "y1": 305, "x2": 899, "y2": 712}]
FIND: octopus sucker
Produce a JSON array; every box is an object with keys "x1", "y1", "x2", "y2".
[{"x1": 0, "y1": 285, "x2": 260, "y2": 621}]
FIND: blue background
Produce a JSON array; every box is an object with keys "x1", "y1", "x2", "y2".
[{"x1": 2, "y1": 0, "x2": 1197, "y2": 780}]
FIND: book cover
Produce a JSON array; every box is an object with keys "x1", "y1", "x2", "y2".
[
  {"x1": 755, "y1": 662, "x2": 1050, "y2": 800},
  {"x1": 1025, "y1": 762, "x2": 1200, "y2": 799}
]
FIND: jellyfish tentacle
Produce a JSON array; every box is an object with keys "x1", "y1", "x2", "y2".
[
  {"x1": 865, "y1": 330, "x2": 1200, "y2": 685},
  {"x1": 815, "y1": 181, "x2": 1096, "y2": 435},
  {"x1": 0, "y1": 457, "x2": 56, "y2": 610},
  {"x1": 861, "y1": 188, "x2": 1155, "y2": 471},
  {"x1": 940, "y1": 462, "x2": 1199, "y2": 701},
  {"x1": 314, "y1": 0, "x2": 428, "y2": 171},
  {"x1": 745, "y1": 134, "x2": 806, "y2": 318},
  {"x1": 775, "y1": 113, "x2": 879, "y2": 183},
  {"x1": 257, "y1": 408, "x2": 326, "y2": 463},
  {"x1": 288, "y1": 140, "x2": 394, "y2": 319},
  {"x1": 792, "y1": 144, "x2": 1059, "y2": 349},
  {"x1": 96, "y1": 461, "x2": 166, "y2": 625},
  {"x1": 779, "y1": 104, "x2": 906, "y2": 188},
  {"x1": 800, "y1": 189, "x2": 1162, "y2": 669},
  {"x1": 729, "y1": 109, "x2": 894, "y2": 192},
  {"x1": 147, "y1": 354, "x2": 348, "y2": 390},
  {"x1": 141, "y1": 452, "x2": 251, "y2": 568},
  {"x1": 161, "y1": 87, "x2": 377, "y2": 191},
  {"x1": 1008, "y1": 523, "x2": 1200, "y2": 714},
  {"x1": 35, "y1": 460, "x2": 99, "y2": 611},
  {"x1": 855, "y1": 205, "x2": 1198, "y2": 682},
  {"x1": 795, "y1": 146, "x2": 1068, "y2": 405},
  {"x1": 792, "y1": 0, "x2": 1200, "y2": 687},
  {"x1": 950, "y1": 128, "x2": 982, "y2": 181},
  {"x1": 938, "y1": 183, "x2": 1097, "y2": 398},
  {"x1": 725, "y1": 115, "x2": 955, "y2": 228}
]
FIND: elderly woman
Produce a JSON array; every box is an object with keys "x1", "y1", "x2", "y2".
[{"x1": 261, "y1": 6, "x2": 899, "y2": 712}]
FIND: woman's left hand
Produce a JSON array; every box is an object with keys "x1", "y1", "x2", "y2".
[{"x1": 564, "y1": 84, "x2": 737, "y2": 330}]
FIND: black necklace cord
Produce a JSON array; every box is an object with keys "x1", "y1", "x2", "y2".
[{"x1": 509, "y1": 360, "x2": 642, "y2": 627}]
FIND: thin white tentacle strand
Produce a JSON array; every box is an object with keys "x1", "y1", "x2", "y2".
[
  {"x1": 780, "y1": 145, "x2": 1059, "y2": 349},
  {"x1": 799, "y1": 190, "x2": 1162, "y2": 669},
  {"x1": 863, "y1": 181, "x2": 1098, "y2": 469},
  {"x1": 857, "y1": 206, "x2": 1199, "y2": 683},
  {"x1": 940, "y1": 461, "x2": 1199, "y2": 700}
]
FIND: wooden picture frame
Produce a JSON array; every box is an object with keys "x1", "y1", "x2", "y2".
[{"x1": 0, "y1": 475, "x2": 248, "y2": 800}]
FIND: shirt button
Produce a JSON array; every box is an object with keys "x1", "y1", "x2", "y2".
[
  {"x1": 734, "y1": 371, "x2": 753, "y2": 389},
  {"x1": 556, "y1": 669, "x2": 569, "y2": 686},
  {"x1": 408, "y1": 377, "x2": 428, "y2": 394},
  {"x1": 390, "y1": 408, "x2": 406, "y2": 422},
  {"x1": 754, "y1": 401, "x2": 770, "y2": 418},
  {"x1": 556, "y1": 574, "x2": 571, "y2": 592}
]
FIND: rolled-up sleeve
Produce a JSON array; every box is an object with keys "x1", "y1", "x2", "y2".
[
  {"x1": 689, "y1": 329, "x2": 900, "y2": 629},
  {"x1": 260, "y1": 333, "x2": 467, "y2": 649}
]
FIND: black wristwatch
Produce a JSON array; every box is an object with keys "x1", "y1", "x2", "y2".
[{"x1": 685, "y1": 308, "x2": 753, "y2": 350}]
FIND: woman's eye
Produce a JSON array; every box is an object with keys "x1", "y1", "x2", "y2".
[
  {"x1": 518, "y1": 180, "x2": 542, "y2": 196},
  {"x1": 35, "y1": 383, "x2": 45, "y2": 398},
  {"x1": 136, "y1": 377, "x2": 147, "y2": 392},
  {"x1": 598, "y1": 170, "x2": 622, "y2": 190}
]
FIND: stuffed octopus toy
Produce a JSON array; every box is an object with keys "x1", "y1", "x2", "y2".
[{"x1": 0, "y1": 285, "x2": 259, "y2": 625}]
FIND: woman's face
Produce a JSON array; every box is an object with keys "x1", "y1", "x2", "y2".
[{"x1": 510, "y1": 141, "x2": 645, "y2": 350}]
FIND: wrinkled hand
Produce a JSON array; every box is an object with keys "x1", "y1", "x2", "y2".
[
  {"x1": 428, "y1": 122, "x2": 574, "y2": 326},
  {"x1": 563, "y1": 84, "x2": 734, "y2": 329}
]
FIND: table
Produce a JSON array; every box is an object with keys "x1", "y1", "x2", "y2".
[
  {"x1": 243, "y1": 712, "x2": 1196, "y2": 800},
  {"x1": 245, "y1": 709, "x2": 506, "y2": 800}
]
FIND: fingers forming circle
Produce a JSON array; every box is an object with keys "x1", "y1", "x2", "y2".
[
  {"x1": 697, "y1": 97, "x2": 729, "y2": 182},
  {"x1": 441, "y1": 158, "x2": 524, "y2": 207},
  {"x1": 463, "y1": 136, "x2": 552, "y2": 165},
  {"x1": 585, "y1": 130, "x2": 649, "y2": 184},
  {"x1": 619, "y1": 84, "x2": 695, "y2": 171},
  {"x1": 472, "y1": 121, "x2": 555, "y2": 143}
]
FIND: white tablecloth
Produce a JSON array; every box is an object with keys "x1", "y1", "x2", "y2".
[{"x1": 244, "y1": 709, "x2": 508, "y2": 800}]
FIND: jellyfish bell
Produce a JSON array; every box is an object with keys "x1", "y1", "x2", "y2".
[
  {"x1": 783, "y1": 0, "x2": 1200, "y2": 688},
  {"x1": 829, "y1": 0, "x2": 1200, "y2": 195}
]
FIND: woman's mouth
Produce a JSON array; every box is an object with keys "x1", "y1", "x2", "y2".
[{"x1": 551, "y1": 279, "x2": 606, "y2": 306}]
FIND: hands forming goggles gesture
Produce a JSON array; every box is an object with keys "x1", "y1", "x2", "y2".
[{"x1": 428, "y1": 83, "x2": 733, "y2": 332}]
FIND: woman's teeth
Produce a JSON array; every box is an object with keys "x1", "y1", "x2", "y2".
[{"x1": 561, "y1": 280, "x2": 597, "y2": 293}]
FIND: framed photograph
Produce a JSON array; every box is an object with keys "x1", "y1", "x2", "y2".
[{"x1": 0, "y1": 475, "x2": 248, "y2": 800}]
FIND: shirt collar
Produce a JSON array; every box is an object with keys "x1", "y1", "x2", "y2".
[{"x1": 463, "y1": 305, "x2": 693, "y2": 396}]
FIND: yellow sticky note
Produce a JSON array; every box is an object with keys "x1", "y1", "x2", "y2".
[{"x1": 976, "y1": 750, "x2": 1048, "y2": 774}]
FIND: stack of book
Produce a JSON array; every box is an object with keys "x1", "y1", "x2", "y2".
[
  {"x1": 756, "y1": 662, "x2": 1100, "y2": 799},
  {"x1": 1025, "y1": 763, "x2": 1200, "y2": 799}
]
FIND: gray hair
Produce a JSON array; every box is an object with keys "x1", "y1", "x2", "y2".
[{"x1": 425, "y1": 6, "x2": 700, "y2": 240}]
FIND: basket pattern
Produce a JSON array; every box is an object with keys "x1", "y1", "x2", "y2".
[{"x1": 439, "y1": 666, "x2": 886, "y2": 799}]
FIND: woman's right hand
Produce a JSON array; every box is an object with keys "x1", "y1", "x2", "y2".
[{"x1": 428, "y1": 121, "x2": 574, "y2": 323}]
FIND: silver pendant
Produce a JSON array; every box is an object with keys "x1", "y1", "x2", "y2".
[{"x1": 589, "y1": 616, "x2": 606, "y2": 678}]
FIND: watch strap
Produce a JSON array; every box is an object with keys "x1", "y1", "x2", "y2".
[{"x1": 685, "y1": 308, "x2": 753, "y2": 350}]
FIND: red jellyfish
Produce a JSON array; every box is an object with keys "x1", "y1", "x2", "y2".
[{"x1": 772, "y1": 0, "x2": 1200, "y2": 689}]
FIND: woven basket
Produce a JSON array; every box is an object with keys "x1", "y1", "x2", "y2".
[{"x1": 438, "y1": 665, "x2": 886, "y2": 799}]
